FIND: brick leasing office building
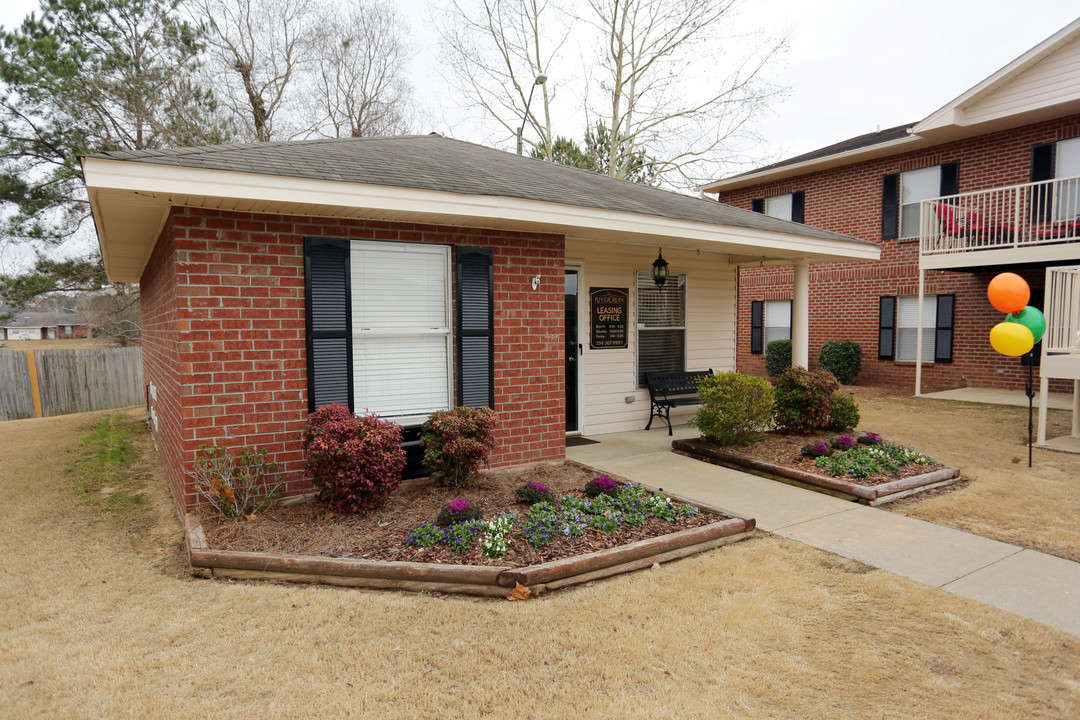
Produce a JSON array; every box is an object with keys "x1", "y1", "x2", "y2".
[
  {"x1": 701, "y1": 17, "x2": 1080, "y2": 409},
  {"x1": 82, "y1": 134, "x2": 876, "y2": 512}
]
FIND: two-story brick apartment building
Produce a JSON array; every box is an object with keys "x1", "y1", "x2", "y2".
[{"x1": 701, "y1": 17, "x2": 1080, "y2": 400}]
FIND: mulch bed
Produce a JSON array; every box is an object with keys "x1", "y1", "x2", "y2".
[
  {"x1": 715, "y1": 431, "x2": 952, "y2": 487},
  {"x1": 200, "y1": 462, "x2": 724, "y2": 568}
]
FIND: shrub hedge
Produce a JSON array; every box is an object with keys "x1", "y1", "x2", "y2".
[
  {"x1": 764, "y1": 339, "x2": 792, "y2": 377},
  {"x1": 818, "y1": 341, "x2": 862, "y2": 384},
  {"x1": 771, "y1": 367, "x2": 840, "y2": 434},
  {"x1": 689, "y1": 371, "x2": 775, "y2": 446}
]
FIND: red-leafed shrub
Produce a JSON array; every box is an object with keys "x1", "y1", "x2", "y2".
[
  {"x1": 302, "y1": 404, "x2": 406, "y2": 514},
  {"x1": 420, "y1": 407, "x2": 498, "y2": 488},
  {"x1": 771, "y1": 367, "x2": 840, "y2": 434}
]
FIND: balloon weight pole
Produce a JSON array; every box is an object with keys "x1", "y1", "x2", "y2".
[{"x1": 1026, "y1": 354, "x2": 1035, "y2": 468}]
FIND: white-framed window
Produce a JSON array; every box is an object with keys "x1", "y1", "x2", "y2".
[
  {"x1": 765, "y1": 193, "x2": 793, "y2": 221},
  {"x1": 896, "y1": 295, "x2": 936, "y2": 362},
  {"x1": 636, "y1": 271, "x2": 686, "y2": 388},
  {"x1": 1055, "y1": 136, "x2": 1080, "y2": 221},
  {"x1": 900, "y1": 166, "x2": 941, "y2": 238},
  {"x1": 764, "y1": 299, "x2": 792, "y2": 347},
  {"x1": 351, "y1": 241, "x2": 452, "y2": 425}
]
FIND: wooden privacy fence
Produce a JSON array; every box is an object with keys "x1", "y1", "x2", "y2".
[{"x1": 0, "y1": 347, "x2": 143, "y2": 421}]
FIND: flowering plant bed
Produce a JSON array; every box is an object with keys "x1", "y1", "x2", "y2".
[
  {"x1": 186, "y1": 462, "x2": 754, "y2": 596},
  {"x1": 673, "y1": 432, "x2": 960, "y2": 505}
]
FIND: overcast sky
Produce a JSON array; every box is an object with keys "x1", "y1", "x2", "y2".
[{"x1": 0, "y1": 0, "x2": 1077, "y2": 271}]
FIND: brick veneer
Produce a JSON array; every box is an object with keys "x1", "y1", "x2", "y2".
[
  {"x1": 719, "y1": 114, "x2": 1080, "y2": 391},
  {"x1": 141, "y1": 207, "x2": 566, "y2": 513}
]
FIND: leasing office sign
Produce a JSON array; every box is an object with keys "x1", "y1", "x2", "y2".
[{"x1": 589, "y1": 287, "x2": 629, "y2": 349}]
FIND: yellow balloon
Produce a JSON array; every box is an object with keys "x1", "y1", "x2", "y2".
[{"x1": 990, "y1": 322, "x2": 1034, "y2": 357}]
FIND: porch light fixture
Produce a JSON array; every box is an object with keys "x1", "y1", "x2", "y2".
[
  {"x1": 651, "y1": 248, "x2": 669, "y2": 292},
  {"x1": 516, "y1": 73, "x2": 548, "y2": 155}
]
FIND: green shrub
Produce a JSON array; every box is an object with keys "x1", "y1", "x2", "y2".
[
  {"x1": 689, "y1": 371, "x2": 774, "y2": 446},
  {"x1": 771, "y1": 367, "x2": 840, "y2": 434},
  {"x1": 191, "y1": 444, "x2": 281, "y2": 520},
  {"x1": 420, "y1": 407, "x2": 498, "y2": 488},
  {"x1": 828, "y1": 392, "x2": 861, "y2": 431},
  {"x1": 302, "y1": 404, "x2": 406, "y2": 514},
  {"x1": 818, "y1": 341, "x2": 862, "y2": 384},
  {"x1": 764, "y1": 339, "x2": 792, "y2": 377}
]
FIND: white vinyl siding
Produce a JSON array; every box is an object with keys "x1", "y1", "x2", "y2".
[
  {"x1": 636, "y1": 271, "x2": 686, "y2": 388},
  {"x1": 962, "y1": 37, "x2": 1080, "y2": 127},
  {"x1": 351, "y1": 241, "x2": 451, "y2": 424},
  {"x1": 900, "y1": 166, "x2": 941, "y2": 238},
  {"x1": 764, "y1": 299, "x2": 792, "y2": 346},
  {"x1": 765, "y1": 193, "x2": 793, "y2": 221},
  {"x1": 897, "y1": 295, "x2": 936, "y2": 363},
  {"x1": 1055, "y1": 136, "x2": 1080, "y2": 221},
  {"x1": 566, "y1": 240, "x2": 735, "y2": 435}
]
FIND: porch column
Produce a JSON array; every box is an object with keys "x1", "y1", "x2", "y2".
[{"x1": 792, "y1": 259, "x2": 810, "y2": 368}]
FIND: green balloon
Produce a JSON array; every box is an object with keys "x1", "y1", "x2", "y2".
[{"x1": 1005, "y1": 305, "x2": 1047, "y2": 343}]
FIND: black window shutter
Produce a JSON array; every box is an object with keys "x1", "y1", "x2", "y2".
[
  {"x1": 751, "y1": 198, "x2": 765, "y2": 214},
  {"x1": 878, "y1": 296, "x2": 896, "y2": 360},
  {"x1": 750, "y1": 300, "x2": 763, "y2": 354},
  {"x1": 456, "y1": 248, "x2": 495, "y2": 408},
  {"x1": 934, "y1": 294, "x2": 954, "y2": 363},
  {"x1": 304, "y1": 237, "x2": 352, "y2": 413},
  {"x1": 791, "y1": 191, "x2": 805, "y2": 224},
  {"x1": 882, "y1": 173, "x2": 900, "y2": 240},
  {"x1": 1031, "y1": 143, "x2": 1056, "y2": 223},
  {"x1": 940, "y1": 162, "x2": 959, "y2": 197}
]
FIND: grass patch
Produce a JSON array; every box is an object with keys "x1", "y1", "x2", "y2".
[{"x1": 67, "y1": 414, "x2": 148, "y2": 521}]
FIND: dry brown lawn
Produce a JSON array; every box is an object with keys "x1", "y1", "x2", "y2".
[
  {"x1": 2, "y1": 409, "x2": 1079, "y2": 718},
  {"x1": 849, "y1": 386, "x2": 1080, "y2": 562},
  {"x1": 0, "y1": 338, "x2": 113, "y2": 350}
]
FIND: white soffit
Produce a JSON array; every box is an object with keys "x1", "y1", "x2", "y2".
[{"x1": 83, "y1": 158, "x2": 879, "y2": 283}]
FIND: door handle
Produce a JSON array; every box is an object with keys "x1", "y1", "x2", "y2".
[{"x1": 578, "y1": 343, "x2": 583, "y2": 355}]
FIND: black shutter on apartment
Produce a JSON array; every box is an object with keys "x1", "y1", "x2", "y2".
[
  {"x1": 1031, "y1": 143, "x2": 1055, "y2": 222},
  {"x1": 456, "y1": 248, "x2": 495, "y2": 408},
  {"x1": 934, "y1": 294, "x2": 954, "y2": 363},
  {"x1": 751, "y1": 198, "x2": 765, "y2": 214},
  {"x1": 750, "y1": 300, "x2": 763, "y2": 354},
  {"x1": 940, "y1": 162, "x2": 959, "y2": 197},
  {"x1": 791, "y1": 191, "x2": 805, "y2": 224},
  {"x1": 304, "y1": 237, "x2": 353, "y2": 413},
  {"x1": 878, "y1": 296, "x2": 896, "y2": 360},
  {"x1": 882, "y1": 173, "x2": 900, "y2": 240}
]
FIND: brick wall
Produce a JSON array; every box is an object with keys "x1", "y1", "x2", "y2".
[
  {"x1": 721, "y1": 114, "x2": 1080, "y2": 391},
  {"x1": 141, "y1": 207, "x2": 566, "y2": 512}
]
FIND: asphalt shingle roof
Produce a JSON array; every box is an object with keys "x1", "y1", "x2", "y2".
[
  {"x1": 87, "y1": 134, "x2": 868, "y2": 247},
  {"x1": 3, "y1": 312, "x2": 87, "y2": 328}
]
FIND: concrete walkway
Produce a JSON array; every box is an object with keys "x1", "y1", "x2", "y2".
[{"x1": 567, "y1": 426, "x2": 1080, "y2": 638}]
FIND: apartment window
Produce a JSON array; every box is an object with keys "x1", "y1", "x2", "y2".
[
  {"x1": 1033, "y1": 137, "x2": 1080, "y2": 222},
  {"x1": 750, "y1": 299, "x2": 792, "y2": 354},
  {"x1": 882, "y1": 162, "x2": 959, "y2": 240},
  {"x1": 879, "y1": 295, "x2": 954, "y2": 363},
  {"x1": 637, "y1": 271, "x2": 686, "y2": 387},
  {"x1": 751, "y1": 191, "x2": 805, "y2": 223}
]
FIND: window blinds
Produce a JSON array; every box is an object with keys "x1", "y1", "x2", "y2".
[
  {"x1": 897, "y1": 295, "x2": 936, "y2": 362},
  {"x1": 636, "y1": 271, "x2": 686, "y2": 387}
]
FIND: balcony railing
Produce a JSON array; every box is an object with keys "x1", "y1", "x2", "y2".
[
  {"x1": 920, "y1": 174, "x2": 1080, "y2": 257},
  {"x1": 1045, "y1": 266, "x2": 1080, "y2": 355}
]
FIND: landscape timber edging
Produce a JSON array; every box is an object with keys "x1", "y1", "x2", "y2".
[
  {"x1": 183, "y1": 512, "x2": 752, "y2": 597},
  {"x1": 672, "y1": 438, "x2": 961, "y2": 505}
]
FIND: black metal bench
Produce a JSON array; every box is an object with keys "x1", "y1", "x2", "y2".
[{"x1": 645, "y1": 369, "x2": 713, "y2": 436}]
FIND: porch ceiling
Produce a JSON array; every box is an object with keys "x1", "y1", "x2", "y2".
[{"x1": 85, "y1": 158, "x2": 879, "y2": 283}]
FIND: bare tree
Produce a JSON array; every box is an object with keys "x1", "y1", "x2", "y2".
[
  {"x1": 584, "y1": 0, "x2": 786, "y2": 185},
  {"x1": 194, "y1": 0, "x2": 326, "y2": 141},
  {"x1": 312, "y1": 1, "x2": 414, "y2": 138},
  {"x1": 437, "y1": 0, "x2": 571, "y2": 159}
]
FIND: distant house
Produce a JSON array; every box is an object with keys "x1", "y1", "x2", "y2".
[
  {"x1": 700, "y1": 17, "x2": 1080, "y2": 408},
  {"x1": 2, "y1": 312, "x2": 90, "y2": 341},
  {"x1": 82, "y1": 134, "x2": 876, "y2": 512}
]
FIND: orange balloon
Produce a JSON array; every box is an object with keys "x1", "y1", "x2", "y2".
[{"x1": 987, "y1": 273, "x2": 1030, "y2": 314}]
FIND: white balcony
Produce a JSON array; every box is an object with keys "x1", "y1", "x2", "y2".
[{"x1": 919, "y1": 175, "x2": 1080, "y2": 270}]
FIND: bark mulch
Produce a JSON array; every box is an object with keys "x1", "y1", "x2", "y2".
[
  {"x1": 200, "y1": 463, "x2": 723, "y2": 568},
  {"x1": 714, "y1": 431, "x2": 952, "y2": 488}
]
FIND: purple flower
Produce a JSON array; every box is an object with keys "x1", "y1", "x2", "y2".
[
  {"x1": 864, "y1": 432, "x2": 882, "y2": 443},
  {"x1": 446, "y1": 499, "x2": 472, "y2": 513},
  {"x1": 812, "y1": 444, "x2": 829, "y2": 453},
  {"x1": 526, "y1": 481, "x2": 550, "y2": 493}
]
